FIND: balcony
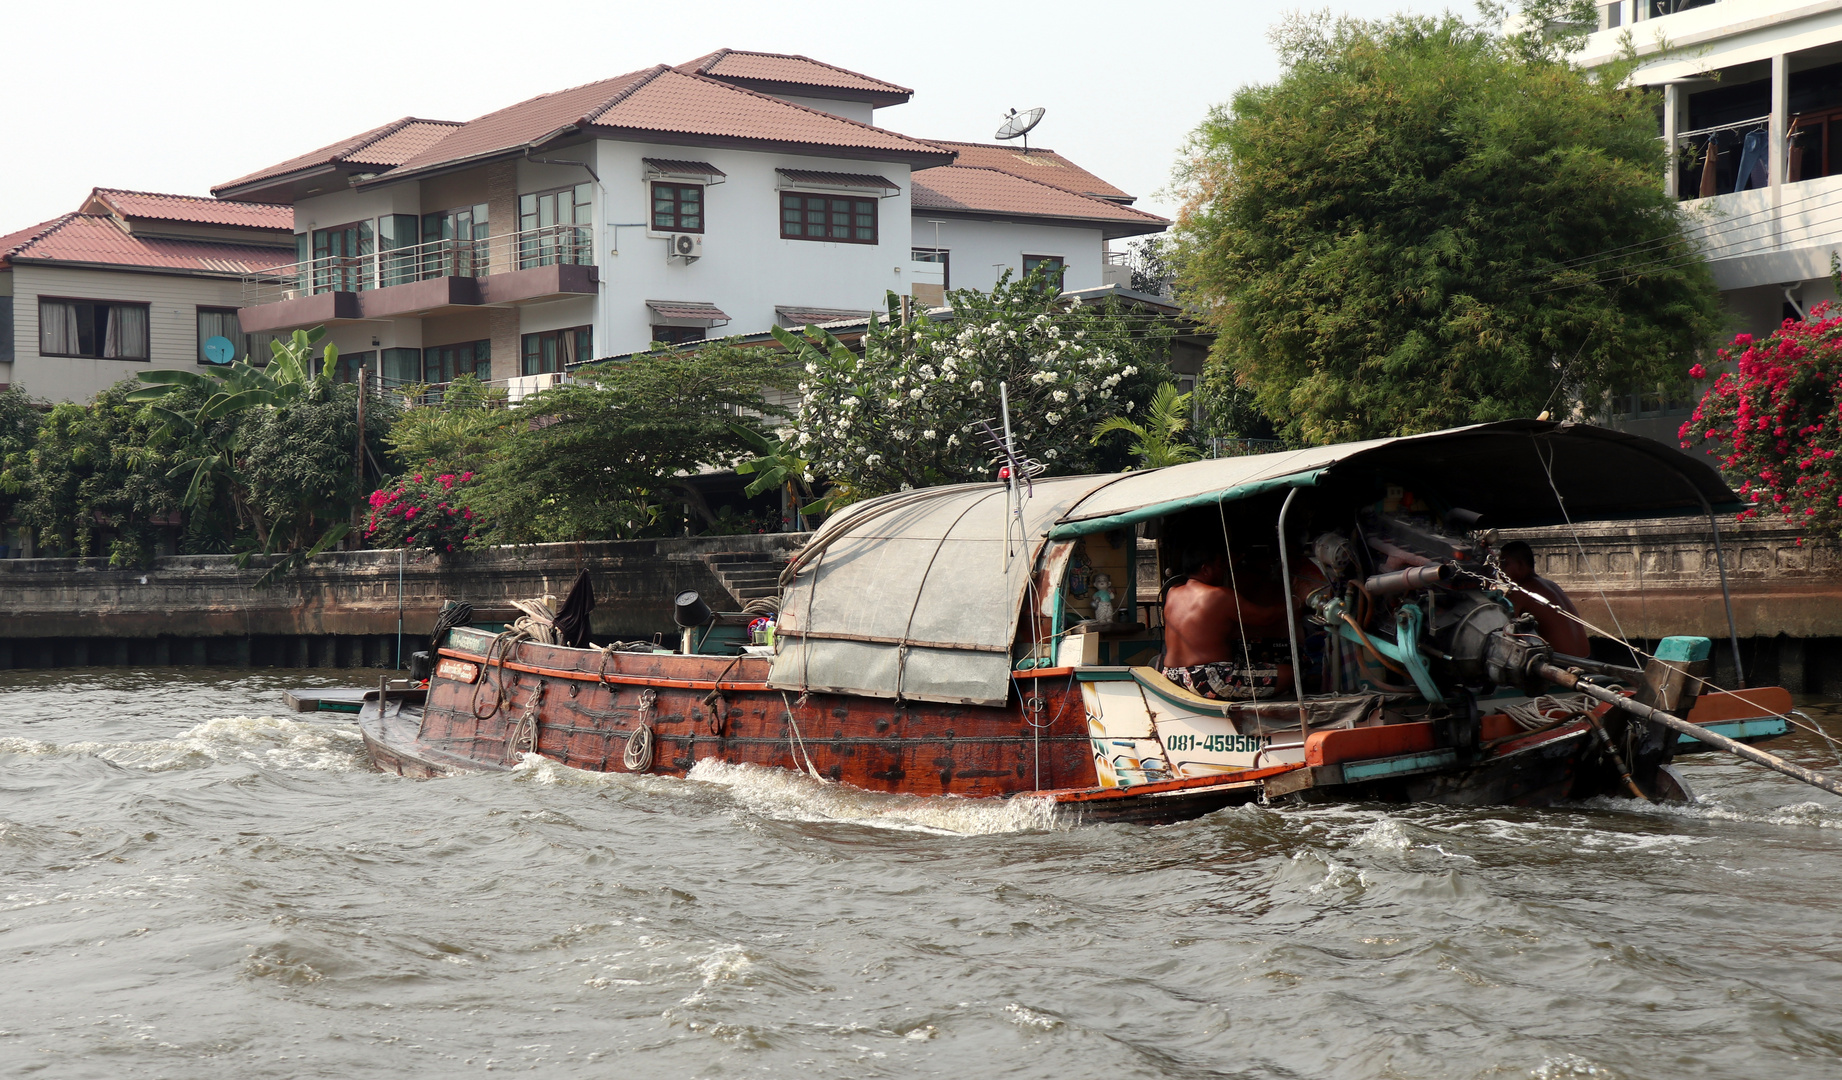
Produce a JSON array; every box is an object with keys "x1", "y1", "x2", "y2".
[{"x1": 238, "y1": 225, "x2": 599, "y2": 333}]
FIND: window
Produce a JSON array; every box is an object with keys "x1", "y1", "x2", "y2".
[
  {"x1": 1022, "y1": 255, "x2": 1065, "y2": 292},
  {"x1": 651, "y1": 183, "x2": 703, "y2": 233},
  {"x1": 380, "y1": 348, "x2": 422, "y2": 387},
  {"x1": 197, "y1": 308, "x2": 286, "y2": 366},
  {"x1": 650, "y1": 325, "x2": 705, "y2": 346},
  {"x1": 519, "y1": 184, "x2": 594, "y2": 268},
  {"x1": 424, "y1": 340, "x2": 492, "y2": 384},
  {"x1": 522, "y1": 325, "x2": 592, "y2": 375},
  {"x1": 419, "y1": 204, "x2": 488, "y2": 279},
  {"x1": 332, "y1": 350, "x2": 374, "y2": 385},
  {"x1": 912, "y1": 247, "x2": 949, "y2": 289},
  {"x1": 780, "y1": 193, "x2": 877, "y2": 244},
  {"x1": 40, "y1": 298, "x2": 150, "y2": 360},
  {"x1": 311, "y1": 220, "x2": 374, "y2": 292}
]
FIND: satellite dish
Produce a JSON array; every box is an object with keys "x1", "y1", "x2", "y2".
[
  {"x1": 203, "y1": 335, "x2": 237, "y2": 365},
  {"x1": 995, "y1": 107, "x2": 1045, "y2": 152}
]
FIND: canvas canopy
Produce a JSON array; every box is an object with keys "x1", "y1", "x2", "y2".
[{"x1": 767, "y1": 421, "x2": 1744, "y2": 707}]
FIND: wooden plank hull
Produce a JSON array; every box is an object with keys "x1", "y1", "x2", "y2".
[{"x1": 387, "y1": 641, "x2": 1098, "y2": 798}]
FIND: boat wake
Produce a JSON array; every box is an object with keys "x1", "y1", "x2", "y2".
[
  {"x1": 683, "y1": 759, "x2": 1071, "y2": 836},
  {"x1": 0, "y1": 715, "x2": 369, "y2": 773}
]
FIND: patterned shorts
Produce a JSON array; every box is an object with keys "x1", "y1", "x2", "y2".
[{"x1": 1163, "y1": 649, "x2": 1285, "y2": 701}]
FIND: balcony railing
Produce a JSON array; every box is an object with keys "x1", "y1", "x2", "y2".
[{"x1": 242, "y1": 224, "x2": 594, "y2": 306}]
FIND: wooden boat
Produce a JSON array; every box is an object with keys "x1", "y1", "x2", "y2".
[{"x1": 359, "y1": 420, "x2": 1835, "y2": 823}]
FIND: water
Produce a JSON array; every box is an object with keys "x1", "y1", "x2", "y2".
[{"x1": 3, "y1": 668, "x2": 1840, "y2": 1079}]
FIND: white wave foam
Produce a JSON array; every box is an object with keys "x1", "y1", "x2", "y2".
[
  {"x1": 1003, "y1": 1003, "x2": 1063, "y2": 1031},
  {"x1": 685, "y1": 759, "x2": 1068, "y2": 836},
  {"x1": 0, "y1": 716, "x2": 366, "y2": 773}
]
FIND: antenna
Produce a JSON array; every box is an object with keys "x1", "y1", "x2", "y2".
[{"x1": 994, "y1": 107, "x2": 1045, "y2": 153}]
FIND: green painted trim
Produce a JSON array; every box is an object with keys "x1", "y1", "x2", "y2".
[
  {"x1": 1075, "y1": 668, "x2": 1139, "y2": 682},
  {"x1": 1341, "y1": 748, "x2": 1459, "y2": 782},
  {"x1": 1677, "y1": 716, "x2": 1789, "y2": 745},
  {"x1": 1656, "y1": 636, "x2": 1712, "y2": 663},
  {"x1": 1047, "y1": 470, "x2": 1325, "y2": 539}
]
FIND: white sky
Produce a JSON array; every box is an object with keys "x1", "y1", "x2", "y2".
[{"x1": 0, "y1": 0, "x2": 1449, "y2": 230}]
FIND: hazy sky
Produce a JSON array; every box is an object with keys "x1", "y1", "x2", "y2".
[{"x1": 1, "y1": 0, "x2": 1449, "y2": 229}]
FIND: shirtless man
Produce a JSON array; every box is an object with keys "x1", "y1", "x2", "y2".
[
  {"x1": 1160, "y1": 546, "x2": 1294, "y2": 700},
  {"x1": 1498, "y1": 540, "x2": 1590, "y2": 657}
]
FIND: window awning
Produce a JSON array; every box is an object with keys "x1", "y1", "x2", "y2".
[
  {"x1": 645, "y1": 299, "x2": 731, "y2": 326},
  {"x1": 775, "y1": 305, "x2": 872, "y2": 327},
  {"x1": 643, "y1": 158, "x2": 727, "y2": 184},
  {"x1": 775, "y1": 169, "x2": 901, "y2": 196}
]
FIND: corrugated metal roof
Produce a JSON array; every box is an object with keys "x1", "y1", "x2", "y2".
[
  {"x1": 925, "y1": 141, "x2": 1133, "y2": 202},
  {"x1": 3, "y1": 214, "x2": 294, "y2": 276},
  {"x1": 646, "y1": 299, "x2": 731, "y2": 324},
  {"x1": 87, "y1": 189, "x2": 293, "y2": 230},
  {"x1": 775, "y1": 305, "x2": 871, "y2": 326},
  {"x1": 644, "y1": 158, "x2": 727, "y2": 179},
  {"x1": 384, "y1": 67, "x2": 950, "y2": 182},
  {"x1": 776, "y1": 169, "x2": 899, "y2": 193},
  {"x1": 909, "y1": 166, "x2": 1167, "y2": 234},
  {"x1": 679, "y1": 49, "x2": 911, "y2": 97},
  {"x1": 213, "y1": 117, "x2": 463, "y2": 196}
]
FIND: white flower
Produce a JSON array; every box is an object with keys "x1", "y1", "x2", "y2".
[
  {"x1": 1074, "y1": 329, "x2": 1086, "y2": 340},
  {"x1": 804, "y1": 362, "x2": 818, "y2": 374},
  {"x1": 919, "y1": 364, "x2": 935, "y2": 379},
  {"x1": 803, "y1": 471, "x2": 815, "y2": 482},
  {"x1": 1007, "y1": 330, "x2": 1019, "y2": 340},
  {"x1": 866, "y1": 453, "x2": 883, "y2": 466},
  {"x1": 1046, "y1": 411, "x2": 1061, "y2": 424},
  {"x1": 946, "y1": 434, "x2": 959, "y2": 447},
  {"x1": 1052, "y1": 390, "x2": 1068, "y2": 403},
  {"x1": 969, "y1": 380, "x2": 984, "y2": 393},
  {"x1": 909, "y1": 387, "x2": 925, "y2": 400},
  {"x1": 797, "y1": 432, "x2": 813, "y2": 446},
  {"x1": 923, "y1": 429, "x2": 936, "y2": 439},
  {"x1": 900, "y1": 482, "x2": 913, "y2": 491},
  {"x1": 1047, "y1": 325, "x2": 1061, "y2": 338},
  {"x1": 1045, "y1": 448, "x2": 1059, "y2": 459},
  {"x1": 1125, "y1": 401, "x2": 1135, "y2": 412}
]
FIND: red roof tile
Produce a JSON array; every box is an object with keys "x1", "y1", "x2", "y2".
[
  {"x1": 86, "y1": 189, "x2": 293, "y2": 230},
  {"x1": 214, "y1": 117, "x2": 463, "y2": 197},
  {"x1": 384, "y1": 66, "x2": 950, "y2": 181},
  {"x1": 924, "y1": 141, "x2": 1133, "y2": 202},
  {"x1": 0, "y1": 215, "x2": 73, "y2": 266},
  {"x1": 909, "y1": 166, "x2": 1167, "y2": 238},
  {"x1": 678, "y1": 49, "x2": 911, "y2": 102},
  {"x1": 3, "y1": 214, "x2": 294, "y2": 276}
]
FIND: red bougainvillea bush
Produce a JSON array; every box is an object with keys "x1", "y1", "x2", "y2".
[
  {"x1": 1682, "y1": 305, "x2": 1842, "y2": 536},
  {"x1": 364, "y1": 470, "x2": 479, "y2": 553}
]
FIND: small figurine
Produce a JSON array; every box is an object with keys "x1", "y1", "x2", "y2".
[{"x1": 1091, "y1": 572, "x2": 1116, "y2": 625}]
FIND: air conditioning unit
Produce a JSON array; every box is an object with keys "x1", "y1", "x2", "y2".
[{"x1": 669, "y1": 233, "x2": 703, "y2": 261}]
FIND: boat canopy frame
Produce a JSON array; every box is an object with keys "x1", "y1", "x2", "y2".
[{"x1": 767, "y1": 420, "x2": 1746, "y2": 708}]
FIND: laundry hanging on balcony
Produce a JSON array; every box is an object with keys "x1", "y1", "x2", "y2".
[{"x1": 1735, "y1": 128, "x2": 1770, "y2": 192}]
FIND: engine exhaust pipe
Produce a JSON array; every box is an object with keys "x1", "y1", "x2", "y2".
[{"x1": 1363, "y1": 562, "x2": 1456, "y2": 596}]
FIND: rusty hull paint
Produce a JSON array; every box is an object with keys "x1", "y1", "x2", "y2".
[{"x1": 400, "y1": 641, "x2": 1098, "y2": 797}]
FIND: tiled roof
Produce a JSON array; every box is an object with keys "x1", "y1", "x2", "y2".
[
  {"x1": 909, "y1": 166, "x2": 1167, "y2": 237},
  {"x1": 384, "y1": 67, "x2": 950, "y2": 181},
  {"x1": 86, "y1": 188, "x2": 293, "y2": 230},
  {"x1": 678, "y1": 49, "x2": 912, "y2": 101},
  {"x1": 777, "y1": 169, "x2": 900, "y2": 193},
  {"x1": 647, "y1": 299, "x2": 731, "y2": 324},
  {"x1": 0, "y1": 215, "x2": 73, "y2": 265},
  {"x1": 213, "y1": 117, "x2": 463, "y2": 196},
  {"x1": 924, "y1": 141, "x2": 1134, "y2": 202},
  {"x1": 2, "y1": 214, "x2": 294, "y2": 276}
]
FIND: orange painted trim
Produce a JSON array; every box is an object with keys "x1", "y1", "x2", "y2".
[
  {"x1": 439, "y1": 647, "x2": 769, "y2": 693},
  {"x1": 1040, "y1": 763, "x2": 1306, "y2": 803},
  {"x1": 1687, "y1": 687, "x2": 1795, "y2": 725},
  {"x1": 1015, "y1": 666, "x2": 1077, "y2": 679}
]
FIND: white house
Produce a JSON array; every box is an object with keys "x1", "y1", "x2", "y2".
[
  {"x1": 1579, "y1": 1, "x2": 1842, "y2": 438},
  {"x1": 211, "y1": 50, "x2": 1168, "y2": 388},
  {"x1": 1, "y1": 189, "x2": 295, "y2": 402}
]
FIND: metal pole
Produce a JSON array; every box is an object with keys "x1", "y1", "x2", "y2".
[
  {"x1": 1701, "y1": 495, "x2": 1745, "y2": 687},
  {"x1": 396, "y1": 547, "x2": 404, "y2": 670},
  {"x1": 1275, "y1": 488, "x2": 1310, "y2": 749},
  {"x1": 1538, "y1": 661, "x2": 1840, "y2": 798}
]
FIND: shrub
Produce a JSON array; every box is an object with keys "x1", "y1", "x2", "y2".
[{"x1": 364, "y1": 469, "x2": 480, "y2": 553}]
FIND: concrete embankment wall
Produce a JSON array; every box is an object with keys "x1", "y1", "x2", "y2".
[
  {"x1": 0, "y1": 520, "x2": 1837, "y2": 694},
  {"x1": 0, "y1": 533, "x2": 805, "y2": 670},
  {"x1": 1514, "y1": 520, "x2": 1842, "y2": 695}
]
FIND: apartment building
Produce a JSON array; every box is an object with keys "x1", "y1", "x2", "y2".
[
  {"x1": 0, "y1": 190, "x2": 295, "y2": 402},
  {"x1": 211, "y1": 50, "x2": 1167, "y2": 390}
]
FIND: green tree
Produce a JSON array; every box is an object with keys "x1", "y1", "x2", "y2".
[
  {"x1": 1175, "y1": 11, "x2": 1721, "y2": 444},
  {"x1": 468, "y1": 344, "x2": 791, "y2": 544},
  {"x1": 17, "y1": 380, "x2": 192, "y2": 565},
  {"x1": 383, "y1": 375, "x2": 518, "y2": 477},
  {"x1": 781, "y1": 273, "x2": 1173, "y2": 502},
  {"x1": 0, "y1": 387, "x2": 43, "y2": 535},
  {"x1": 1093, "y1": 382, "x2": 1202, "y2": 468}
]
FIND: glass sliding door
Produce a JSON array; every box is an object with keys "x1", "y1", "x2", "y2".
[
  {"x1": 421, "y1": 204, "x2": 489, "y2": 279},
  {"x1": 518, "y1": 184, "x2": 593, "y2": 269},
  {"x1": 311, "y1": 221, "x2": 374, "y2": 293}
]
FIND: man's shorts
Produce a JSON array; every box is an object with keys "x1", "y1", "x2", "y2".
[{"x1": 1162, "y1": 647, "x2": 1285, "y2": 701}]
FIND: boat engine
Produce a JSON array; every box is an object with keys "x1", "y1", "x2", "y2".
[{"x1": 1306, "y1": 499, "x2": 1549, "y2": 698}]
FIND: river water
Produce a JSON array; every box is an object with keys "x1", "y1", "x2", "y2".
[{"x1": 2, "y1": 667, "x2": 1839, "y2": 1079}]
